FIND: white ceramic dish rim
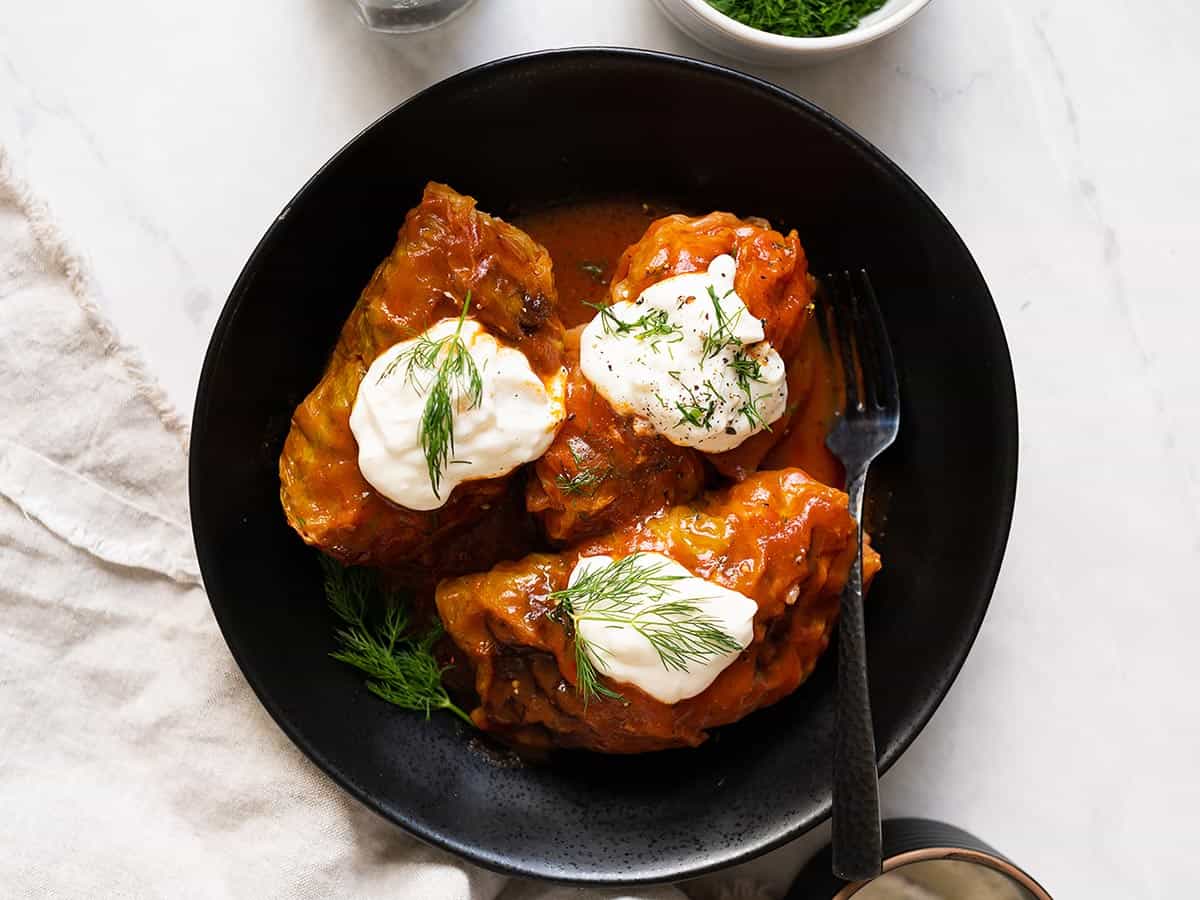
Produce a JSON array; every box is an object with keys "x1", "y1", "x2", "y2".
[{"x1": 675, "y1": 0, "x2": 934, "y2": 51}]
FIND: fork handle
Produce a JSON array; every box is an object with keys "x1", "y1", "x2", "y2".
[{"x1": 832, "y1": 461, "x2": 882, "y2": 882}]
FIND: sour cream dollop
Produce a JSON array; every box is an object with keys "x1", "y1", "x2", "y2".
[
  {"x1": 350, "y1": 318, "x2": 565, "y2": 511},
  {"x1": 568, "y1": 552, "x2": 757, "y2": 705},
  {"x1": 580, "y1": 254, "x2": 787, "y2": 453}
]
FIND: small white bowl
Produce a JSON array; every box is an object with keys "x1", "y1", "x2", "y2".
[{"x1": 653, "y1": 0, "x2": 934, "y2": 67}]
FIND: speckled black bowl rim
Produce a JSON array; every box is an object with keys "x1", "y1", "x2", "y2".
[
  {"x1": 191, "y1": 48, "x2": 1018, "y2": 885},
  {"x1": 788, "y1": 818, "x2": 1053, "y2": 898}
]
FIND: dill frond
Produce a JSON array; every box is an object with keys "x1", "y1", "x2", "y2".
[
  {"x1": 377, "y1": 293, "x2": 483, "y2": 497},
  {"x1": 548, "y1": 554, "x2": 741, "y2": 705},
  {"x1": 669, "y1": 374, "x2": 718, "y2": 430},
  {"x1": 701, "y1": 285, "x2": 744, "y2": 361},
  {"x1": 579, "y1": 261, "x2": 607, "y2": 283},
  {"x1": 586, "y1": 301, "x2": 685, "y2": 349},
  {"x1": 554, "y1": 442, "x2": 611, "y2": 496},
  {"x1": 732, "y1": 348, "x2": 772, "y2": 431},
  {"x1": 555, "y1": 467, "x2": 607, "y2": 496},
  {"x1": 322, "y1": 556, "x2": 473, "y2": 726}
]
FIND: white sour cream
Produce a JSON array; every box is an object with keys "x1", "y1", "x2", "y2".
[
  {"x1": 580, "y1": 254, "x2": 787, "y2": 453},
  {"x1": 569, "y1": 552, "x2": 757, "y2": 705},
  {"x1": 350, "y1": 318, "x2": 565, "y2": 511}
]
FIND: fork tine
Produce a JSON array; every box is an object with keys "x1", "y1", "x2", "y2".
[
  {"x1": 853, "y1": 270, "x2": 899, "y2": 412},
  {"x1": 815, "y1": 276, "x2": 839, "y2": 376},
  {"x1": 846, "y1": 272, "x2": 881, "y2": 411},
  {"x1": 825, "y1": 272, "x2": 862, "y2": 414}
]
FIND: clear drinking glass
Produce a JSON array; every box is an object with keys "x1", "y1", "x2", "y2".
[{"x1": 351, "y1": 0, "x2": 477, "y2": 33}]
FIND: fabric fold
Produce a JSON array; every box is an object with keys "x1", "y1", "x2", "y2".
[{"x1": 0, "y1": 436, "x2": 200, "y2": 585}]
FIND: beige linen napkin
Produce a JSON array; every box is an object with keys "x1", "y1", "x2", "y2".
[{"x1": 0, "y1": 150, "x2": 707, "y2": 900}]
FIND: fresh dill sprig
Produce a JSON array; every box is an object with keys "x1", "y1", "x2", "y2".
[
  {"x1": 555, "y1": 467, "x2": 607, "y2": 496},
  {"x1": 321, "y1": 556, "x2": 473, "y2": 726},
  {"x1": 378, "y1": 293, "x2": 483, "y2": 498},
  {"x1": 586, "y1": 301, "x2": 684, "y2": 351},
  {"x1": 584, "y1": 300, "x2": 627, "y2": 336},
  {"x1": 579, "y1": 261, "x2": 607, "y2": 283},
  {"x1": 635, "y1": 309, "x2": 685, "y2": 352},
  {"x1": 549, "y1": 553, "x2": 742, "y2": 705},
  {"x1": 675, "y1": 399, "x2": 715, "y2": 428},
  {"x1": 555, "y1": 443, "x2": 611, "y2": 496},
  {"x1": 565, "y1": 631, "x2": 626, "y2": 707},
  {"x1": 732, "y1": 349, "x2": 772, "y2": 431},
  {"x1": 731, "y1": 349, "x2": 763, "y2": 389},
  {"x1": 701, "y1": 285, "x2": 744, "y2": 361},
  {"x1": 706, "y1": 0, "x2": 887, "y2": 38},
  {"x1": 669, "y1": 373, "x2": 718, "y2": 430},
  {"x1": 741, "y1": 394, "x2": 771, "y2": 431}
]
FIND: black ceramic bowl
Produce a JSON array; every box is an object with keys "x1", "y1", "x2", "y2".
[
  {"x1": 190, "y1": 49, "x2": 1017, "y2": 884},
  {"x1": 789, "y1": 819, "x2": 1053, "y2": 898}
]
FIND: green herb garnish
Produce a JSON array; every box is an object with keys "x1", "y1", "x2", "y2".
[
  {"x1": 549, "y1": 554, "x2": 743, "y2": 705},
  {"x1": 741, "y1": 394, "x2": 771, "y2": 431},
  {"x1": 701, "y1": 285, "x2": 744, "y2": 361},
  {"x1": 675, "y1": 401, "x2": 715, "y2": 429},
  {"x1": 587, "y1": 301, "x2": 684, "y2": 351},
  {"x1": 731, "y1": 349, "x2": 763, "y2": 388},
  {"x1": 636, "y1": 309, "x2": 684, "y2": 348},
  {"x1": 579, "y1": 261, "x2": 607, "y2": 283},
  {"x1": 555, "y1": 442, "x2": 610, "y2": 496},
  {"x1": 556, "y1": 468, "x2": 606, "y2": 495},
  {"x1": 732, "y1": 349, "x2": 772, "y2": 431},
  {"x1": 378, "y1": 293, "x2": 482, "y2": 498},
  {"x1": 706, "y1": 0, "x2": 887, "y2": 38},
  {"x1": 669, "y1": 373, "x2": 718, "y2": 430},
  {"x1": 322, "y1": 556, "x2": 472, "y2": 726}
]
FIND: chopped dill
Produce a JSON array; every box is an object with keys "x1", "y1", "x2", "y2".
[
  {"x1": 587, "y1": 301, "x2": 684, "y2": 351},
  {"x1": 706, "y1": 0, "x2": 887, "y2": 38},
  {"x1": 701, "y1": 285, "x2": 744, "y2": 361},
  {"x1": 555, "y1": 441, "x2": 611, "y2": 496},
  {"x1": 555, "y1": 468, "x2": 605, "y2": 495},
  {"x1": 731, "y1": 349, "x2": 763, "y2": 389},
  {"x1": 741, "y1": 394, "x2": 771, "y2": 431},
  {"x1": 676, "y1": 401, "x2": 715, "y2": 429},
  {"x1": 579, "y1": 261, "x2": 607, "y2": 283},
  {"x1": 669, "y1": 373, "x2": 718, "y2": 429},
  {"x1": 731, "y1": 348, "x2": 772, "y2": 431}
]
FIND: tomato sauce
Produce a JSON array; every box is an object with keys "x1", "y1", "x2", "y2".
[
  {"x1": 516, "y1": 199, "x2": 672, "y2": 327},
  {"x1": 762, "y1": 319, "x2": 844, "y2": 488}
]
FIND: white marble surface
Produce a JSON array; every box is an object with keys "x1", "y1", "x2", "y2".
[{"x1": 3, "y1": 1, "x2": 1198, "y2": 896}]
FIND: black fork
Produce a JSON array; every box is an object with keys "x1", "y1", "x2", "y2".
[{"x1": 821, "y1": 270, "x2": 900, "y2": 882}]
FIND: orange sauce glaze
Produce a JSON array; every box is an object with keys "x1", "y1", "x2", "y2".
[{"x1": 516, "y1": 199, "x2": 668, "y2": 328}]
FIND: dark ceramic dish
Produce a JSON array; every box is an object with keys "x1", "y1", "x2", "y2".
[
  {"x1": 789, "y1": 819, "x2": 1052, "y2": 898},
  {"x1": 190, "y1": 49, "x2": 1017, "y2": 885}
]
